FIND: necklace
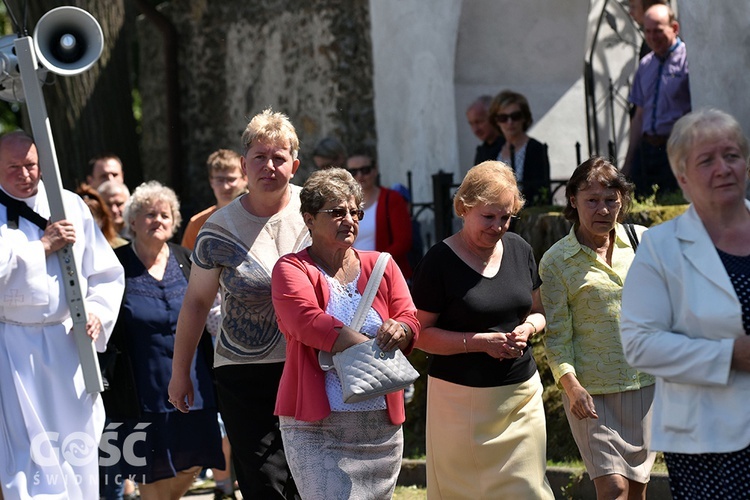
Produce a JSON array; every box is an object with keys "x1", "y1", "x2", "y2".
[
  {"x1": 309, "y1": 248, "x2": 353, "y2": 284},
  {"x1": 459, "y1": 230, "x2": 494, "y2": 266}
]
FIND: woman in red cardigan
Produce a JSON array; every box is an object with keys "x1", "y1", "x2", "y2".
[
  {"x1": 271, "y1": 168, "x2": 419, "y2": 499},
  {"x1": 347, "y1": 150, "x2": 414, "y2": 279}
]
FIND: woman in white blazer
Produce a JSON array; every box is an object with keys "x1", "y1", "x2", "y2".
[{"x1": 621, "y1": 108, "x2": 750, "y2": 498}]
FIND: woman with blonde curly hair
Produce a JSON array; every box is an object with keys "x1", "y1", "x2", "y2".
[{"x1": 106, "y1": 181, "x2": 223, "y2": 500}]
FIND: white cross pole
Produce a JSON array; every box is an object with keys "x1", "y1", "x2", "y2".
[{"x1": 14, "y1": 35, "x2": 104, "y2": 394}]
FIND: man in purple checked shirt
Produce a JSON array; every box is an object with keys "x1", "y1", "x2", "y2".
[{"x1": 623, "y1": 3, "x2": 690, "y2": 197}]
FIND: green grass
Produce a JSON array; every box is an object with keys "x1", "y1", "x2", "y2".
[
  {"x1": 547, "y1": 458, "x2": 585, "y2": 469},
  {"x1": 394, "y1": 485, "x2": 427, "y2": 499}
]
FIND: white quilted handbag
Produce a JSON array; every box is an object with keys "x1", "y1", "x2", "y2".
[
  {"x1": 322, "y1": 253, "x2": 420, "y2": 403},
  {"x1": 334, "y1": 338, "x2": 419, "y2": 403}
]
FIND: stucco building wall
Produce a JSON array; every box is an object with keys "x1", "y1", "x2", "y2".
[
  {"x1": 679, "y1": 1, "x2": 750, "y2": 136},
  {"x1": 369, "y1": 0, "x2": 462, "y2": 205}
]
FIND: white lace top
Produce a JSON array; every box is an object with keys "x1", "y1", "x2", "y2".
[{"x1": 320, "y1": 266, "x2": 388, "y2": 412}]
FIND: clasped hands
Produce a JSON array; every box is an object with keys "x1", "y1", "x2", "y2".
[{"x1": 483, "y1": 324, "x2": 530, "y2": 360}]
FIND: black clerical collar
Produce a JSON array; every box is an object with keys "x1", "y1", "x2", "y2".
[{"x1": 0, "y1": 188, "x2": 47, "y2": 231}]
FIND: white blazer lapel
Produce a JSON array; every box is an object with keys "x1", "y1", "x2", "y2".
[{"x1": 676, "y1": 205, "x2": 736, "y2": 298}]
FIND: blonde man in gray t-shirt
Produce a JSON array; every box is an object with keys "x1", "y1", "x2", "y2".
[{"x1": 169, "y1": 109, "x2": 309, "y2": 500}]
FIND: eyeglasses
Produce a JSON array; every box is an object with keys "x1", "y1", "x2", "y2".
[
  {"x1": 347, "y1": 165, "x2": 374, "y2": 176},
  {"x1": 317, "y1": 208, "x2": 365, "y2": 221},
  {"x1": 210, "y1": 175, "x2": 242, "y2": 185},
  {"x1": 495, "y1": 111, "x2": 524, "y2": 123}
]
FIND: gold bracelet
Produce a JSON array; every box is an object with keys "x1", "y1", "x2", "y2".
[
  {"x1": 462, "y1": 332, "x2": 468, "y2": 353},
  {"x1": 524, "y1": 320, "x2": 537, "y2": 334}
]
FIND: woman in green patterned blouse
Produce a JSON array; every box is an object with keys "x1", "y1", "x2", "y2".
[{"x1": 539, "y1": 157, "x2": 656, "y2": 500}]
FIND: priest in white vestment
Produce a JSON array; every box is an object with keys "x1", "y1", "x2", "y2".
[{"x1": 0, "y1": 131, "x2": 125, "y2": 499}]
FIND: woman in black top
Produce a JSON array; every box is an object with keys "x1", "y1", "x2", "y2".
[
  {"x1": 412, "y1": 161, "x2": 553, "y2": 499},
  {"x1": 489, "y1": 89, "x2": 551, "y2": 205}
]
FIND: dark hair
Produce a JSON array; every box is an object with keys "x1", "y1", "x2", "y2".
[
  {"x1": 347, "y1": 145, "x2": 377, "y2": 167},
  {"x1": 643, "y1": 0, "x2": 669, "y2": 10},
  {"x1": 76, "y1": 183, "x2": 118, "y2": 244},
  {"x1": 488, "y1": 90, "x2": 533, "y2": 133},
  {"x1": 312, "y1": 137, "x2": 347, "y2": 168},
  {"x1": 563, "y1": 157, "x2": 634, "y2": 224},
  {"x1": 87, "y1": 153, "x2": 122, "y2": 174}
]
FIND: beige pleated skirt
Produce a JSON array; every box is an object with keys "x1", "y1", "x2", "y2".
[
  {"x1": 279, "y1": 410, "x2": 403, "y2": 500},
  {"x1": 563, "y1": 384, "x2": 656, "y2": 483},
  {"x1": 425, "y1": 372, "x2": 554, "y2": 500}
]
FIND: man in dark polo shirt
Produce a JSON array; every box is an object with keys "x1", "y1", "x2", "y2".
[{"x1": 623, "y1": 3, "x2": 690, "y2": 197}]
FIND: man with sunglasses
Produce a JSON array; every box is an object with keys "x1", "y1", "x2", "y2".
[
  {"x1": 346, "y1": 149, "x2": 414, "y2": 279},
  {"x1": 466, "y1": 95, "x2": 505, "y2": 165}
]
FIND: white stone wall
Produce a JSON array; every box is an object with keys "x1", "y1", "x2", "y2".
[
  {"x1": 370, "y1": 0, "x2": 641, "y2": 211},
  {"x1": 369, "y1": 0, "x2": 463, "y2": 208},
  {"x1": 454, "y1": 0, "x2": 591, "y2": 190},
  {"x1": 679, "y1": 1, "x2": 750, "y2": 136}
]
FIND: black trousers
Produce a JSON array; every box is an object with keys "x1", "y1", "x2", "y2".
[
  {"x1": 215, "y1": 363, "x2": 299, "y2": 500},
  {"x1": 634, "y1": 141, "x2": 679, "y2": 197}
]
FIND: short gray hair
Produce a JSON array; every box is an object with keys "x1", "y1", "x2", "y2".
[
  {"x1": 300, "y1": 168, "x2": 363, "y2": 215},
  {"x1": 123, "y1": 180, "x2": 182, "y2": 239},
  {"x1": 97, "y1": 180, "x2": 130, "y2": 198},
  {"x1": 667, "y1": 108, "x2": 750, "y2": 177}
]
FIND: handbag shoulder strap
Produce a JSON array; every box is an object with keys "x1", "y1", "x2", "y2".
[
  {"x1": 624, "y1": 223, "x2": 639, "y2": 251},
  {"x1": 350, "y1": 252, "x2": 390, "y2": 332}
]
